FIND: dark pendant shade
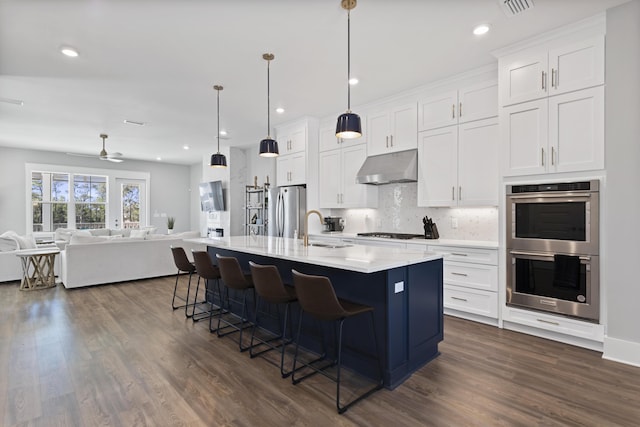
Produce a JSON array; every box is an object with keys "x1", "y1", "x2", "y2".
[
  {"x1": 336, "y1": 111, "x2": 362, "y2": 139},
  {"x1": 259, "y1": 137, "x2": 279, "y2": 157},
  {"x1": 210, "y1": 152, "x2": 227, "y2": 167}
]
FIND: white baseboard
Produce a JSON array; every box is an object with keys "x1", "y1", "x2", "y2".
[{"x1": 603, "y1": 336, "x2": 640, "y2": 367}]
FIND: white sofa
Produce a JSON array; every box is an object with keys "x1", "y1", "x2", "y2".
[
  {"x1": 60, "y1": 231, "x2": 204, "y2": 288},
  {"x1": 0, "y1": 231, "x2": 58, "y2": 283}
]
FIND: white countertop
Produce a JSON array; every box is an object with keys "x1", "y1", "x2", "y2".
[
  {"x1": 184, "y1": 235, "x2": 442, "y2": 274},
  {"x1": 311, "y1": 233, "x2": 498, "y2": 250}
]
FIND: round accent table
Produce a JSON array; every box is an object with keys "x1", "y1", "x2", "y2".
[{"x1": 16, "y1": 248, "x2": 61, "y2": 290}]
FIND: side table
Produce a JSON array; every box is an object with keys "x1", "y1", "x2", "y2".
[{"x1": 16, "y1": 248, "x2": 61, "y2": 290}]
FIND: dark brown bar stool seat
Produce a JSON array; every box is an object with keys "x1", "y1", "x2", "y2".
[
  {"x1": 170, "y1": 246, "x2": 204, "y2": 318},
  {"x1": 291, "y1": 269, "x2": 383, "y2": 414},
  {"x1": 248, "y1": 261, "x2": 298, "y2": 377},
  {"x1": 215, "y1": 254, "x2": 255, "y2": 351},
  {"x1": 191, "y1": 251, "x2": 224, "y2": 323}
]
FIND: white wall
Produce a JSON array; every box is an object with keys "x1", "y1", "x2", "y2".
[
  {"x1": 0, "y1": 146, "x2": 192, "y2": 234},
  {"x1": 603, "y1": 0, "x2": 640, "y2": 365}
]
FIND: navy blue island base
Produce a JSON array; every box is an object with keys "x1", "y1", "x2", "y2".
[{"x1": 209, "y1": 246, "x2": 443, "y2": 389}]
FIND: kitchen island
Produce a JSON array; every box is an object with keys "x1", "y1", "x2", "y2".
[{"x1": 185, "y1": 235, "x2": 443, "y2": 389}]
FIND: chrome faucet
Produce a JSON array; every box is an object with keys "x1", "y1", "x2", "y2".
[{"x1": 303, "y1": 210, "x2": 324, "y2": 247}]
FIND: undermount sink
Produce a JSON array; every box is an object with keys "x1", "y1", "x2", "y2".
[{"x1": 308, "y1": 242, "x2": 352, "y2": 249}]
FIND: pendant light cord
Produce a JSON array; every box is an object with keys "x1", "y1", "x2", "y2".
[
  {"x1": 267, "y1": 58, "x2": 271, "y2": 137},
  {"x1": 347, "y1": 8, "x2": 351, "y2": 112},
  {"x1": 216, "y1": 88, "x2": 221, "y2": 154}
]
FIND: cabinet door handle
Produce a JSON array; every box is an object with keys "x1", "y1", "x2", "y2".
[
  {"x1": 390, "y1": 135, "x2": 393, "y2": 147},
  {"x1": 451, "y1": 272, "x2": 468, "y2": 277},
  {"x1": 541, "y1": 71, "x2": 546, "y2": 90},
  {"x1": 551, "y1": 68, "x2": 556, "y2": 88},
  {"x1": 451, "y1": 296, "x2": 468, "y2": 302},
  {"x1": 459, "y1": 186, "x2": 462, "y2": 201},
  {"x1": 337, "y1": 193, "x2": 340, "y2": 203},
  {"x1": 459, "y1": 102, "x2": 462, "y2": 118},
  {"x1": 452, "y1": 104, "x2": 456, "y2": 119},
  {"x1": 451, "y1": 252, "x2": 468, "y2": 257},
  {"x1": 385, "y1": 135, "x2": 389, "y2": 148},
  {"x1": 452, "y1": 186, "x2": 455, "y2": 201},
  {"x1": 541, "y1": 148, "x2": 545, "y2": 166},
  {"x1": 340, "y1": 193, "x2": 344, "y2": 203},
  {"x1": 551, "y1": 147, "x2": 556, "y2": 165},
  {"x1": 537, "y1": 318, "x2": 560, "y2": 326}
]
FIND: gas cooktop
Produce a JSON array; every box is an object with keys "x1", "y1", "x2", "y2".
[{"x1": 357, "y1": 232, "x2": 426, "y2": 240}]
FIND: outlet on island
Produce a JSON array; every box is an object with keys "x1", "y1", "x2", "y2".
[{"x1": 451, "y1": 217, "x2": 458, "y2": 229}]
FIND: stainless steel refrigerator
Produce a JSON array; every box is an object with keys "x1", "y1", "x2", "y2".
[{"x1": 267, "y1": 186, "x2": 306, "y2": 238}]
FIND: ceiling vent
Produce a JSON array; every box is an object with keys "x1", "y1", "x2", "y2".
[{"x1": 500, "y1": 0, "x2": 534, "y2": 16}]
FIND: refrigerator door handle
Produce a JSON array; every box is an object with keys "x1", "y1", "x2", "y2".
[{"x1": 277, "y1": 192, "x2": 284, "y2": 237}]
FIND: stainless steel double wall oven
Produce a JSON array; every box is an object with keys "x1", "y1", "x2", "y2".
[{"x1": 506, "y1": 180, "x2": 600, "y2": 322}]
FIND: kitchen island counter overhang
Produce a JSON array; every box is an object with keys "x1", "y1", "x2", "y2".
[{"x1": 186, "y1": 235, "x2": 444, "y2": 389}]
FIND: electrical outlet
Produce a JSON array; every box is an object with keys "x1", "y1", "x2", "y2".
[
  {"x1": 451, "y1": 217, "x2": 458, "y2": 229},
  {"x1": 394, "y1": 281, "x2": 404, "y2": 294}
]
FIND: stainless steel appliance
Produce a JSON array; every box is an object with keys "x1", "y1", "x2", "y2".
[
  {"x1": 506, "y1": 180, "x2": 600, "y2": 322},
  {"x1": 267, "y1": 186, "x2": 306, "y2": 238},
  {"x1": 323, "y1": 217, "x2": 344, "y2": 232}
]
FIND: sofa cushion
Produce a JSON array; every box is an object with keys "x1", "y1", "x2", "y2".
[
  {"x1": 14, "y1": 234, "x2": 37, "y2": 249},
  {"x1": 89, "y1": 229, "x2": 111, "y2": 237},
  {"x1": 69, "y1": 234, "x2": 110, "y2": 245}
]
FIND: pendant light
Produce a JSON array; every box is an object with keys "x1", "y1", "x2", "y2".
[
  {"x1": 259, "y1": 53, "x2": 279, "y2": 157},
  {"x1": 210, "y1": 85, "x2": 227, "y2": 168},
  {"x1": 335, "y1": 0, "x2": 362, "y2": 139}
]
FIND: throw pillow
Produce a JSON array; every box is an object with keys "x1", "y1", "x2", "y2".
[
  {"x1": 13, "y1": 234, "x2": 37, "y2": 249},
  {"x1": 89, "y1": 228, "x2": 110, "y2": 237},
  {"x1": 130, "y1": 229, "x2": 148, "y2": 238}
]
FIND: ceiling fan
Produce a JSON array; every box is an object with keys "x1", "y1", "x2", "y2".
[{"x1": 67, "y1": 133, "x2": 124, "y2": 163}]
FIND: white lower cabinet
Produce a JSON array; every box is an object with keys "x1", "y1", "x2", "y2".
[{"x1": 429, "y1": 244, "x2": 498, "y2": 325}]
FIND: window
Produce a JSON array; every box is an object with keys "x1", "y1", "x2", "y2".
[
  {"x1": 31, "y1": 172, "x2": 107, "y2": 232},
  {"x1": 121, "y1": 183, "x2": 141, "y2": 229}
]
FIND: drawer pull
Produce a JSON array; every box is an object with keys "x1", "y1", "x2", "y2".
[
  {"x1": 451, "y1": 252, "x2": 468, "y2": 257},
  {"x1": 451, "y1": 296, "x2": 468, "y2": 302},
  {"x1": 451, "y1": 272, "x2": 468, "y2": 276},
  {"x1": 537, "y1": 319, "x2": 560, "y2": 326}
]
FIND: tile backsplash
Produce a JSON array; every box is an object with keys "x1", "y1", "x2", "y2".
[{"x1": 330, "y1": 182, "x2": 498, "y2": 241}]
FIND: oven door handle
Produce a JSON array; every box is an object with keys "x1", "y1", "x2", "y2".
[
  {"x1": 507, "y1": 193, "x2": 592, "y2": 200},
  {"x1": 509, "y1": 250, "x2": 591, "y2": 262}
]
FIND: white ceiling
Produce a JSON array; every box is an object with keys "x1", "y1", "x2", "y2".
[{"x1": 0, "y1": 0, "x2": 629, "y2": 165}]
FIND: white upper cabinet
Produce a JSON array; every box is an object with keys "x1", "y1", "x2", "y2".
[
  {"x1": 276, "y1": 152, "x2": 306, "y2": 186},
  {"x1": 418, "y1": 117, "x2": 499, "y2": 207},
  {"x1": 502, "y1": 86, "x2": 604, "y2": 176},
  {"x1": 418, "y1": 80, "x2": 498, "y2": 132},
  {"x1": 499, "y1": 36, "x2": 604, "y2": 106},
  {"x1": 367, "y1": 101, "x2": 417, "y2": 156},
  {"x1": 318, "y1": 143, "x2": 377, "y2": 209},
  {"x1": 277, "y1": 123, "x2": 306, "y2": 154}
]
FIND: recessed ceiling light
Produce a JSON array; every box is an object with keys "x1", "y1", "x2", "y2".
[
  {"x1": 348, "y1": 78, "x2": 359, "y2": 85},
  {"x1": 183, "y1": 145, "x2": 190, "y2": 150},
  {"x1": 0, "y1": 97, "x2": 24, "y2": 106},
  {"x1": 156, "y1": 157, "x2": 162, "y2": 161},
  {"x1": 123, "y1": 119, "x2": 146, "y2": 126},
  {"x1": 276, "y1": 108, "x2": 285, "y2": 114},
  {"x1": 473, "y1": 24, "x2": 490, "y2": 36},
  {"x1": 219, "y1": 130, "x2": 228, "y2": 136},
  {"x1": 60, "y1": 46, "x2": 79, "y2": 57}
]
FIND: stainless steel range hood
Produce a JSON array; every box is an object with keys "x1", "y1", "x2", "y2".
[{"x1": 356, "y1": 149, "x2": 418, "y2": 185}]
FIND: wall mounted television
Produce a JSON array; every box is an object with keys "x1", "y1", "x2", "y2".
[{"x1": 199, "y1": 180, "x2": 225, "y2": 212}]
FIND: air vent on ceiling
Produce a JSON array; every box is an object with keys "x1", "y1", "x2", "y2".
[{"x1": 500, "y1": 0, "x2": 534, "y2": 16}]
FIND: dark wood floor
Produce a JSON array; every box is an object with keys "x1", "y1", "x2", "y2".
[{"x1": 1, "y1": 276, "x2": 639, "y2": 427}]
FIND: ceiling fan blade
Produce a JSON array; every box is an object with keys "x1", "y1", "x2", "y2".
[{"x1": 66, "y1": 152, "x2": 96, "y2": 158}]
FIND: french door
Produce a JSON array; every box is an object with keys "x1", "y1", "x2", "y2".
[{"x1": 114, "y1": 178, "x2": 147, "y2": 229}]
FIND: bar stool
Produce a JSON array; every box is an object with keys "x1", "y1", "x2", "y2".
[
  {"x1": 170, "y1": 246, "x2": 202, "y2": 318},
  {"x1": 248, "y1": 261, "x2": 298, "y2": 377},
  {"x1": 191, "y1": 251, "x2": 224, "y2": 323},
  {"x1": 291, "y1": 269, "x2": 383, "y2": 414},
  {"x1": 215, "y1": 254, "x2": 255, "y2": 352}
]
